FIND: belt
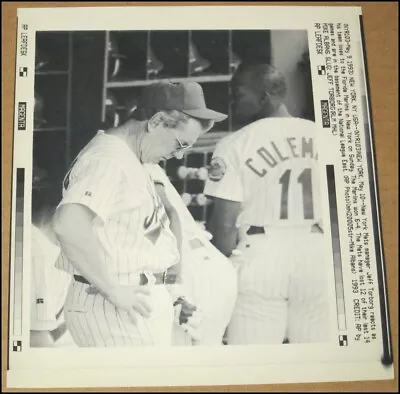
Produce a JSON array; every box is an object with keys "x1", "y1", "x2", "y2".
[
  {"x1": 247, "y1": 224, "x2": 323, "y2": 235},
  {"x1": 247, "y1": 226, "x2": 265, "y2": 235},
  {"x1": 73, "y1": 272, "x2": 177, "y2": 286}
]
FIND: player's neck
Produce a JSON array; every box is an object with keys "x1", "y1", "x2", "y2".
[
  {"x1": 108, "y1": 119, "x2": 147, "y2": 161},
  {"x1": 269, "y1": 104, "x2": 292, "y2": 118}
]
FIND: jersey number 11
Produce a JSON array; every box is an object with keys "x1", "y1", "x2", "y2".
[{"x1": 279, "y1": 168, "x2": 314, "y2": 220}]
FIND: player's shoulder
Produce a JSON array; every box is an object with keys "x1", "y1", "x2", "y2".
[
  {"x1": 258, "y1": 117, "x2": 317, "y2": 138},
  {"x1": 75, "y1": 130, "x2": 143, "y2": 173},
  {"x1": 214, "y1": 122, "x2": 254, "y2": 152},
  {"x1": 214, "y1": 118, "x2": 278, "y2": 151},
  {"x1": 287, "y1": 117, "x2": 316, "y2": 127},
  {"x1": 282, "y1": 117, "x2": 317, "y2": 131},
  {"x1": 254, "y1": 116, "x2": 316, "y2": 129},
  {"x1": 81, "y1": 130, "x2": 127, "y2": 159}
]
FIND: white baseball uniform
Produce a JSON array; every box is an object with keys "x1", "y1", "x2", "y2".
[
  {"x1": 56, "y1": 130, "x2": 180, "y2": 347},
  {"x1": 204, "y1": 117, "x2": 330, "y2": 345},
  {"x1": 30, "y1": 224, "x2": 71, "y2": 332},
  {"x1": 144, "y1": 163, "x2": 238, "y2": 346}
]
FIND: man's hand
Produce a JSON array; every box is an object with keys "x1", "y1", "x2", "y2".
[
  {"x1": 173, "y1": 296, "x2": 203, "y2": 341},
  {"x1": 86, "y1": 285, "x2": 152, "y2": 324}
]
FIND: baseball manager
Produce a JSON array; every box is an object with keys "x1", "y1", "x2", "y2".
[{"x1": 53, "y1": 81, "x2": 227, "y2": 347}]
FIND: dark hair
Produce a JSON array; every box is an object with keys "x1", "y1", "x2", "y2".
[{"x1": 234, "y1": 63, "x2": 287, "y2": 99}]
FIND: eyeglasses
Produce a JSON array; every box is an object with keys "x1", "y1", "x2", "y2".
[{"x1": 172, "y1": 129, "x2": 193, "y2": 152}]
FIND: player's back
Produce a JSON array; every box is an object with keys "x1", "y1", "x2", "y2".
[{"x1": 227, "y1": 117, "x2": 321, "y2": 229}]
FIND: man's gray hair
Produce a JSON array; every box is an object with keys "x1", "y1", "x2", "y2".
[
  {"x1": 131, "y1": 108, "x2": 189, "y2": 125},
  {"x1": 131, "y1": 108, "x2": 214, "y2": 131}
]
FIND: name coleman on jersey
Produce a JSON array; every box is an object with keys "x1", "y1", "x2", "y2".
[{"x1": 245, "y1": 136, "x2": 318, "y2": 178}]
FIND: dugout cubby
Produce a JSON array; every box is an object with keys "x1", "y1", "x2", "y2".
[
  {"x1": 33, "y1": 31, "x2": 73, "y2": 217},
  {"x1": 189, "y1": 31, "x2": 230, "y2": 77},
  {"x1": 149, "y1": 31, "x2": 190, "y2": 79},
  {"x1": 35, "y1": 31, "x2": 70, "y2": 73},
  {"x1": 34, "y1": 74, "x2": 69, "y2": 130},
  {"x1": 107, "y1": 31, "x2": 148, "y2": 82},
  {"x1": 32, "y1": 130, "x2": 67, "y2": 210},
  {"x1": 103, "y1": 87, "x2": 143, "y2": 129},
  {"x1": 231, "y1": 30, "x2": 272, "y2": 65}
]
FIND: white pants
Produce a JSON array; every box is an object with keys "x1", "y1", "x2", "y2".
[
  {"x1": 227, "y1": 231, "x2": 330, "y2": 345},
  {"x1": 172, "y1": 237, "x2": 238, "y2": 346},
  {"x1": 64, "y1": 278, "x2": 174, "y2": 347}
]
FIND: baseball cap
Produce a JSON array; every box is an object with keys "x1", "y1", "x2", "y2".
[{"x1": 137, "y1": 81, "x2": 227, "y2": 122}]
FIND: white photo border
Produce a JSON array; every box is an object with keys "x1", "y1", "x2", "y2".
[{"x1": 6, "y1": 5, "x2": 394, "y2": 389}]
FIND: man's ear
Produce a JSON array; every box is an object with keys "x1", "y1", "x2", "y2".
[
  {"x1": 203, "y1": 120, "x2": 215, "y2": 133},
  {"x1": 147, "y1": 112, "x2": 164, "y2": 133}
]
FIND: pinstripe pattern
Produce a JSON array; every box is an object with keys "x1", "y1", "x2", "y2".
[
  {"x1": 227, "y1": 231, "x2": 330, "y2": 345},
  {"x1": 92, "y1": 294, "x2": 107, "y2": 346},
  {"x1": 64, "y1": 278, "x2": 174, "y2": 347},
  {"x1": 56, "y1": 130, "x2": 180, "y2": 280},
  {"x1": 54, "y1": 130, "x2": 180, "y2": 346}
]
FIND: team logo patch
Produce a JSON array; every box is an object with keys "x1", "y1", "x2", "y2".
[{"x1": 208, "y1": 157, "x2": 226, "y2": 182}]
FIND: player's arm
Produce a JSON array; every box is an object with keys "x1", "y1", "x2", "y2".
[
  {"x1": 53, "y1": 159, "x2": 152, "y2": 322},
  {"x1": 53, "y1": 203, "x2": 151, "y2": 321},
  {"x1": 53, "y1": 203, "x2": 119, "y2": 296},
  {"x1": 207, "y1": 197, "x2": 241, "y2": 257},
  {"x1": 203, "y1": 142, "x2": 243, "y2": 257}
]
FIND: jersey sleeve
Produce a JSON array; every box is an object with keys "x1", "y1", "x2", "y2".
[
  {"x1": 203, "y1": 141, "x2": 244, "y2": 202},
  {"x1": 58, "y1": 157, "x2": 126, "y2": 224}
]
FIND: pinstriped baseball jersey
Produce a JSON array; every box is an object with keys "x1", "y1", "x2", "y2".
[
  {"x1": 30, "y1": 225, "x2": 71, "y2": 331},
  {"x1": 204, "y1": 118, "x2": 321, "y2": 229},
  {"x1": 55, "y1": 130, "x2": 180, "y2": 283}
]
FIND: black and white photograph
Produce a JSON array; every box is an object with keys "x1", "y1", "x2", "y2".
[
  {"x1": 5, "y1": 5, "x2": 394, "y2": 389},
  {"x1": 30, "y1": 27, "x2": 329, "y2": 350}
]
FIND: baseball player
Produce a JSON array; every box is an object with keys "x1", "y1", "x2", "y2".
[
  {"x1": 52, "y1": 81, "x2": 227, "y2": 347},
  {"x1": 204, "y1": 64, "x2": 330, "y2": 345},
  {"x1": 144, "y1": 163, "x2": 238, "y2": 346},
  {"x1": 30, "y1": 206, "x2": 73, "y2": 347}
]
